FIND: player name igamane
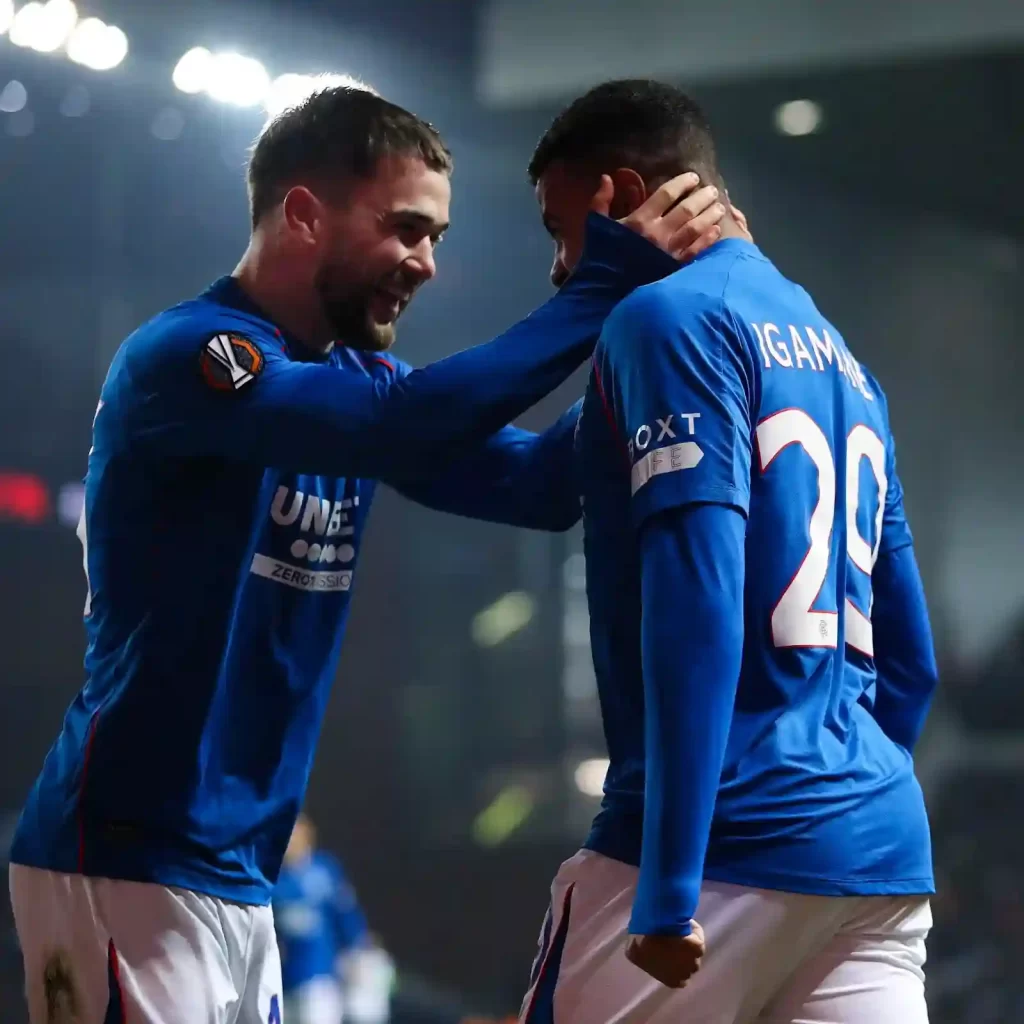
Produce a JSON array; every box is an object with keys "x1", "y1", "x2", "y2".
[{"x1": 750, "y1": 322, "x2": 873, "y2": 402}]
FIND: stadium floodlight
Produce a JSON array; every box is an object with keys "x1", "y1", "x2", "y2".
[
  {"x1": 573, "y1": 758, "x2": 609, "y2": 798},
  {"x1": 66, "y1": 18, "x2": 127, "y2": 71},
  {"x1": 774, "y1": 99, "x2": 823, "y2": 137},
  {"x1": 0, "y1": 0, "x2": 14, "y2": 36},
  {"x1": 0, "y1": 79, "x2": 28, "y2": 113},
  {"x1": 15, "y1": 0, "x2": 79, "y2": 53},
  {"x1": 9, "y1": 2, "x2": 43, "y2": 46},
  {"x1": 263, "y1": 73, "x2": 317, "y2": 119},
  {"x1": 263, "y1": 72, "x2": 378, "y2": 119},
  {"x1": 204, "y1": 52, "x2": 269, "y2": 108},
  {"x1": 172, "y1": 47, "x2": 212, "y2": 95},
  {"x1": 471, "y1": 591, "x2": 536, "y2": 648}
]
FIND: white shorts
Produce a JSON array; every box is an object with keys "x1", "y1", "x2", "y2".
[
  {"x1": 10, "y1": 864, "x2": 283, "y2": 1024},
  {"x1": 286, "y1": 977, "x2": 344, "y2": 1024},
  {"x1": 520, "y1": 850, "x2": 932, "y2": 1024}
]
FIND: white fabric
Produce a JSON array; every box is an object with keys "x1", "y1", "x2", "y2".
[
  {"x1": 342, "y1": 947, "x2": 395, "y2": 1024},
  {"x1": 10, "y1": 864, "x2": 282, "y2": 1024},
  {"x1": 520, "y1": 850, "x2": 932, "y2": 1024},
  {"x1": 286, "y1": 976, "x2": 344, "y2": 1024}
]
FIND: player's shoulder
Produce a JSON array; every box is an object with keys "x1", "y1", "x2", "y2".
[
  {"x1": 855, "y1": 358, "x2": 895, "y2": 433},
  {"x1": 603, "y1": 242, "x2": 762, "y2": 345},
  {"x1": 336, "y1": 348, "x2": 411, "y2": 382},
  {"x1": 601, "y1": 277, "x2": 724, "y2": 355},
  {"x1": 116, "y1": 292, "x2": 284, "y2": 395}
]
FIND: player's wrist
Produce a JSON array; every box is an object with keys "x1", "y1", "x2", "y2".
[
  {"x1": 575, "y1": 213, "x2": 679, "y2": 290},
  {"x1": 628, "y1": 908, "x2": 694, "y2": 939}
]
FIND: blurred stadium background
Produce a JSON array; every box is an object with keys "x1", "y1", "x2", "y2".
[{"x1": 1, "y1": 1, "x2": 1022, "y2": 1021}]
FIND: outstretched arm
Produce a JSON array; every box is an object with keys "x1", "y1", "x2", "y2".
[
  {"x1": 120, "y1": 176, "x2": 723, "y2": 481},
  {"x1": 387, "y1": 403, "x2": 581, "y2": 531}
]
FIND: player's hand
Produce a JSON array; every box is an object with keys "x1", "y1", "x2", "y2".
[
  {"x1": 592, "y1": 173, "x2": 725, "y2": 263},
  {"x1": 624, "y1": 921, "x2": 706, "y2": 989}
]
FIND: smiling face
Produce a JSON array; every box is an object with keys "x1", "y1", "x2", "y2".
[
  {"x1": 309, "y1": 154, "x2": 451, "y2": 350},
  {"x1": 247, "y1": 85, "x2": 454, "y2": 350}
]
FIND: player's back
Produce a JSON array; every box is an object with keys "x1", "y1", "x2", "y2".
[
  {"x1": 711, "y1": 252, "x2": 930, "y2": 892},
  {"x1": 581, "y1": 240, "x2": 932, "y2": 898}
]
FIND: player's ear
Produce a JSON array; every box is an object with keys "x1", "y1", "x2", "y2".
[
  {"x1": 281, "y1": 186, "x2": 323, "y2": 246},
  {"x1": 607, "y1": 168, "x2": 646, "y2": 221}
]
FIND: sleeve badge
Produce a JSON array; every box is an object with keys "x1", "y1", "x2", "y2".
[{"x1": 199, "y1": 333, "x2": 265, "y2": 392}]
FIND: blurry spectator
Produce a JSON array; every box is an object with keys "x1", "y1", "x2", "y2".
[{"x1": 275, "y1": 813, "x2": 393, "y2": 1024}]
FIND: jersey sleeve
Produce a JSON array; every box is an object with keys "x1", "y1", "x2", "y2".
[
  {"x1": 118, "y1": 215, "x2": 679, "y2": 482},
  {"x1": 879, "y1": 454, "x2": 914, "y2": 555},
  {"x1": 385, "y1": 403, "x2": 581, "y2": 532},
  {"x1": 869, "y1": 544, "x2": 938, "y2": 752},
  {"x1": 866, "y1": 381, "x2": 913, "y2": 557},
  {"x1": 630, "y1": 502, "x2": 746, "y2": 936},
  {"x1": 596, "y1": 286, "x2": 755, "y2": 530}
]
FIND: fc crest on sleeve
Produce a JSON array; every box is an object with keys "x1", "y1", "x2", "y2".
[{"x1": 200, "y1": 333, "x2": 264, "y2": 392}]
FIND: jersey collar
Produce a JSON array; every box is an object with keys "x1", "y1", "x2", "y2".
[{"x1": 203, "y1": 276, "x2": 333, "y2": 363}]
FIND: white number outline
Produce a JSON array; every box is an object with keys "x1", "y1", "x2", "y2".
[
  {"x1": 844, "y1": 425, "x2": 887, "y2": 656},
  {"x1": 756, "y1": 411, "x2": 887, "y2": 654}
]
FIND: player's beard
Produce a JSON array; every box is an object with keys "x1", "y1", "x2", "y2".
[
  {"x1": 316, "y1": 280, "x2": 396, "y2": 353},
  {"x1": 315, "y1": 265, "x2": 409, "y2": 352}
]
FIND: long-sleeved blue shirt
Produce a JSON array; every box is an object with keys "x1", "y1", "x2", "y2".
[
  {"x1": 575, "y1": 238, "x2": 938, "y2": 936},
  {"x1": 11, "y1": 214, "x2": 679, "y2": 904}
]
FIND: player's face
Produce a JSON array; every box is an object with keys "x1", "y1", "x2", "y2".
[
  {"x1": 316, "y1": 155, "x2": 450, "y2": 351},
  {"x1": 535, "y1": 161, "x2": 602, "y2": 288}
]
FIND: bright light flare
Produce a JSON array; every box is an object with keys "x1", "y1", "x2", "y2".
[
  {"x1": 264, "y1": 73, "x2": 316, "y2": 118},
  {"x1": 0, "y1": 80, "x2": 27, "y2": 112},
  {"x1": 264, "y1": 72, "x2": 378, "y2": 118},
  {"x1": 66, "y1": 18, "x2": 127, "y2": 71},
  {"x1": 9, "y1": 2, "x2": 43, "y2": 46},
  {"x1": 574, "y1": 758, "x2": 609, "y2": 798},
  {"x1": 774, "y1": 99, "x2": 823, "y2": 137},
  {"x1": 0, "y1": 0, "x2": 15, "y2": 36},
  {"x1": 9, "y1": 0, "x2": 78, "y2": 53},
  {"x1": 205, "y1": 52, "x2": 269, "y2": 108},
  {"x1": 471, "y1": 591, "x2": 535, "y2": 648},
  {"x1": 172, "y1": 47, "x2": 212, "y2": 94}
]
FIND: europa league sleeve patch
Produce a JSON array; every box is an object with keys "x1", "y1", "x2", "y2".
[{"x1": 199, "y1": 333, "x2": 265, "y2": 392}]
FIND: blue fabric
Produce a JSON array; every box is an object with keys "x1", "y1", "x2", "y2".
[
  {"x1": 11, "y1": 214, "x2": 680, "y2": 904},
  {"x1": 523, "y1": 885, "x2": 574, "y2": 1024},
  {"x1": 868, "y1": 545, "x2": 939, "y2": 752},
  {"x1": 274, "y1": 851, "x2": 367, "y2": 990},
  {"x1": 577, "y1": 238, "x2": 935, "y2": 937}
]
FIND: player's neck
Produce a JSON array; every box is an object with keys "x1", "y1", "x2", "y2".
[
  {"x1": 233, "y1": 241, "x2": 334, "y2": 356},
  {"x1": 716, "y1": 214, "x2": 751, "y2": 244}
]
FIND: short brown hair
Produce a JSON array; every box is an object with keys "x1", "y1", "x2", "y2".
[{"x1": 248, "y1": 86, "x2": 453, "y2": 228}]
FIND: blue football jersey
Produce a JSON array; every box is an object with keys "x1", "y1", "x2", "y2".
[
  {"x1": 579, "y1": 238, "x2": 933, "y2": 902},
  {"x1": 10, "y1": 215, "x2": 681, "y2": 904},
  {"x1": 274, "y1": 852, "x2": 367, "y2": 990}
]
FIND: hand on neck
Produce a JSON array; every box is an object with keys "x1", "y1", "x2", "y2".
[{"x1": 717, "y1": 213, "x2": 753, "y2": 245}]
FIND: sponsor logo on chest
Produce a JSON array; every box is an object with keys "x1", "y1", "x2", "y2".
[{"x1": 250, "y1": 485, "x2": 361, "y2": 593}]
